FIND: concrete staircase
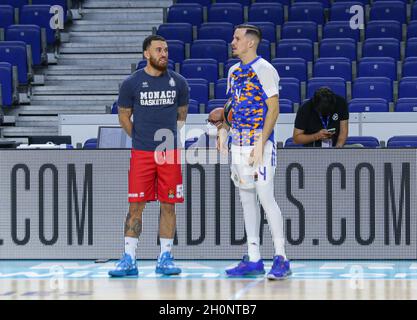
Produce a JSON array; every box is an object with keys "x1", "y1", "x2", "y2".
[{"x1": 2, "y1": 0, "x2": 172, "y2": 142}]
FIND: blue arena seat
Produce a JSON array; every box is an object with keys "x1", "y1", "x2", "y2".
[
  {"x1": 246, "y1": 22, "x2": 276, "y2": 43},
  {"x1": 395, "y1": 98, "x2": 417, "y2": 112},
  {"x1": 157, "y1": 23, "x2": 193, "y2": 44},
  {"x1": 398, "y1": 77, "x2": 417, "y2": 98},
  {"x1": 272, "y1": 58, "x2": 307, "y2": 82},
  {"x1": 248, "y1": 3, "x2": 284, "y2": 25},
  {"x1": 208, "y1": 3, "x2": 243, "y2": 25},
  {"x1": 181, "y1": 58, "x2": 218, "y2": 83},
  {"x1": 258, "y1": 39, "x2": 271, "y2": 61},
  {"x1": 0, "y1": 62, "x2": 13, "y2": 106},
  {"x1": 366, "y1": 20, "x2": 402, "y2": 41},
  {"x1": 330, "y1": 2, "x2": 364, "y2": 21},
  {"x1": 345, "y1": 136, "x2": 380, "y2": 148},
  {"x1": 198, "y1": 22, "x2": 233, "y2": 42},
  {"x1": 167, "y1": 4, "x2": 203, "y2": 27},
  {"x1": 136, "y1": 59, "x2": 174, "y2": 70},
  {"x1": 31, "y1": 0, "x2": 69, "y2": 21},
  {"x1": 323, "y1": 21, "x2": 360, "y2": 41},
  {"x1": 0, "y1": 5, "x2": 14, "y2": 30},
  {"x1": 279, "y1": 99, "x2": 294, "y2": 113},
  {"x1": 216, "y1": 0, "x2": 251, "y2": 6},
  {"x1": 307, "y1": 77, "x2": 346, "y2": 98},
  {"x1": 6, "y1": 24, "x2": 44, "y2": 66},
  {"x1": 277, "y1": 39, "x2": 313, "y2": 62},
  {"x1": 281, "y1": 21, "x2": 318, "y2": 42},
  {"x1": 0, "y1": 41, "x2": 29, "y2": 85},
  {"x1": 176, "y1": 0, "x2": 211, "y2": 7},
  {"x1": 285, "y1": 137, "x2": 303, "y2": 148},
  {"x1": 293, "y1": 0, "x2": 330, "y2": 9},
  {"x1": 224, "y1": 58, "x2": 240, "y2": 76},
  {"x1": 215, "y1": 78, "x2": 228, "y2": 99},
  {"x1": 362, "y1": 38, "x2": 400, "y2": 60},
  {"x1": 206, "y1": 99, "x2": 228, "y2": 113},
  {"x1": 369, "y1": 1, "x2": 406, "y2": 24},
  {"x1": 387, "y1": 136, "x2": 417, "y2": 148},
  {"x1": 353, "y1": 77, "x2": 393, "y2": 102},
  {"x1": 166, "y1": 40, "x2": 185, "y2": 63},
  {"x1": 0, "y1": 0, "x2": 28, "y2": 9},
  {"x1": 357, "y1": 57, "x2": 397, "y2": 82},
  {"x1": 289, "y1": 2, "x2": 325, "y2": 25},
  {"x1": 20, "y1": 5, "x2": 56, "y2": 44},
  {"x1": 254, "y1": 0, "x2": 290, "y2": 5},
  {"x1": 406, "y1": 38, "x2": 417, "y2": 58},
  {"x1": 408, "y1": 21, "x2": 417, "y2": 39},
  {"x1": 279, "y1": 77, "x2": 301, "y2": 103},
  {"x1": 191, "y1": 39, "x2": 228, "y2": 63},
  {"x1": 412, "y1": 2, "x2": 417, "y2": 21},
  {"x1": 83, "y1": 138, "x2": 97, "y2": 149},
  {"x1": 348, "y1": 98, "x2": 389, "y2": 112},
  {"x1": 319, "y1": 38, "x2": 357, "y2": 61},
  {"x1": 313, "y1": 57, "x2": 352, "y2": 81},
  {"x1": 188, "y1": 99, "x2": 200, "y2": 114},
  {"x1": 333, "y1": 0, "x2": 368, "y2": 4},
  {"x1": 186, "y1": 78, "x2": 209, "y2": 107},
  {"x1": 402, "y1": 57, "x2": 417, "y2": 77}
]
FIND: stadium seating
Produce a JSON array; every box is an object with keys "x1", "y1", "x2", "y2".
[
  {"x1": 166, "y1": 40, "x2": 185, "y2": 63},
  {"x1": 0, "y1": 62, "x2": 13, "y2": 106},
  {"x1": 258, "y1": 39, "x2": 271, "y2": 61},
  {"x1": 362, "y1": 38, "x2": 400, "y2": 60},
  {"x1": 330, "y1": 2, "x2": 364, "y2": 21},
  {"x1": 157, "y1": 23, "x2": 193, "y2": 44},
  {"x1": 176, "y1": 0, "x2": 211, "y2": 7},
  {"x1": 406, "y1": 38, "x2": 417, "y2": 58},
  {"x1": 20, "y1": 5, "x2": 56, "y2": 45},
  {"x1": 357, "y1": 57, "x2": 397, "y2": 82},
  {"x1": 31, "y1": 0, "x2": 69, "y2": 21},
  {"x1": 387, "y1": 135, "x2": 417, "y2": 148},
  {"x1": 277, "y1": 39, "x2": 314, "y2": 62},
  {"x1": 348, "y1": 98, "x2": 389, "y2": 112},
  {"x1": 191, "y1": 39, "x2": 228, "y2": 63},
  {"x1": 402, "y1": 57, "x2": 417, "y2": 77},
  {"x1": 345, "y1": 136, "x2": 380, "y2": 147},
  {"x1": 408, "y1": 21, "x2": 417, "y2": 39},
  {"x1": 412, "y1": 2, "x2": 417, "y2": 21},
  {"x1": 216, "y1": 0, "x2": 251, "y2": 6},
  {"x1": 186, "y1": 78, "x2": 209, "y2": 107},
  {"x1": 369, "y1": 1, "x2": 406, "y2": 24},
  {"x1": 188, "y1": 99, "x2": 200, "y2": 114},
  {"x1": 395, "y1": 98, "x2": 417, "y2": 112},
  {"x1": 224, "y1": 58, "x2": 240, "y2": 76},
  {"x1": 0, "y1": 0, "x2": 28, "y2": 10},
  {"x1": 398, "y1": 77, "x2": 417, "y2": 98},
  {"x1": 246, "y1": 22, "x2": 277, "y2": 43},
  {"x1": 6, "y1": 24, "x2": 44, "y2": 66},
  {"x1": 167, "y1": 3, "x2": 203, "y2": 26},
  {"x1": 206, "y1": 99, "x2": 227, "y2": 113},
  {"x1": 198, "y1": 22, "x2": 233, "y2": 42},
  {"x1": 83, "y1": 138, "x2": 97, "y2": 149},
  {"x1": 208, "y1": 3, "x2": 243, "y2": 25},
  {"x1": 215, "y1": 78, "x2": 228, "y2": 99},
  {"x1": 366, "y1": 21, "x2": 402, "y2": 40},
  {"x1": 293, "y1": 0, "x2": 330, "y2": 9},
  {"x1": 279, "y1": 99, "x2": 293, "y2": 113},
  {"x1": 181, "y1": 58, "x2": 218, "y2": 83},
  {"x1": 0, "y1": 5, "x2": 14, "y2": 30},
  {"x1": 319, "y1": 38, "x2": 357, "y2": 61},
  {"x1": 279, "y1": 77, "x2": 301, "y2": 103},
  {"x1": 248, "y1": 3, "x2": 284, "y2": 25},
  {"x1": 323, "y1": 21, "x2": 360, "y2": 41},
  {"x1": 0, "y1": 41, "x2": 30, "y2": 85},
  {"x1": 284, "y1": 137, "x2": 303, "y2": 148},
  {"x1": 272, "y1": 58, "x2": 307, "y2": 82},
  {"x1": 314, "y1": 57, "x2": 352, "y2": 81},
  {"x1": 289, "y1": 2, "x2": 325, "y2": 25},
  {"x1": 353, "y1": 77, "x2": 393, "y2": 101},
  {"x1": 281, "y1": 21, "x2": 318, "y2": 42},
  {"x1": 307, "y1": 77, "x2": 346, "y2": 98}
]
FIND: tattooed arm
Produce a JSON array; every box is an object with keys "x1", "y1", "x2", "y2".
[{"x1": 118, "y1": 107, "x2": 133, "y2": 137}]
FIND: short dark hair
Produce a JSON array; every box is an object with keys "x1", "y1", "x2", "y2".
[
  {"x1": 142, "y1": 35, "x2": 166, "y2": 52},
  {"x1": 235, "y1": 24, "x2": 262, "y2": 42},
  {"x1": 313, "y1": 87, "x2": 337, "y2": 116}
]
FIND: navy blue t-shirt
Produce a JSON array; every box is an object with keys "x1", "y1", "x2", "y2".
[{"x1": 118, "y1": 69, "x2": 189, "y2": 151}]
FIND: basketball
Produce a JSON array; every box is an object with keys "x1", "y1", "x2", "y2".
[{"x1": 224, "y1": 98, "x2": 233, "y2": 127}]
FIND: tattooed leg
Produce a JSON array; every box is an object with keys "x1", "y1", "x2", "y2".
[{"x1": 124, "y1": 202, "x2": 146, "y2": 238}]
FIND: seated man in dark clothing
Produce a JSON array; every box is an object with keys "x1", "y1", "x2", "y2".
[{"x1": 293, "y1": 87, "x2": 349, "y2": 148}]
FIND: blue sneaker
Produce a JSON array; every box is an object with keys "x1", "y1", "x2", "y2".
[
  {"x1": 155, "y1": 252, "x2": 182, "y2": 275},
  {"x1": 225, "y1": 255, "x2": 265, "y2": 277},
  {"x1": 108, "y1": 253, "x2": 138, "y2": 277},
  {"x1": 267, "y1": 255, "x2": 292, "y2": 280}
]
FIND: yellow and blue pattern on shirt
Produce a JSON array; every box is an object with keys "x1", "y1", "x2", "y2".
[{"x1": 229, "y1": 65, "x2": 269, "y2": 146}]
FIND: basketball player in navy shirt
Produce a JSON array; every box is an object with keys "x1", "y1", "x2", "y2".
[{"x1": 109, "y1": 35, "x2": 189, "y2": 277}]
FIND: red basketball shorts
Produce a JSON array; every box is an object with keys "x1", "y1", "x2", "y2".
[{"x1": 128, "y1": 149, "x2": 184, "y2": 203}]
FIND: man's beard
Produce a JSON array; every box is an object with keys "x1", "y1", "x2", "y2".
[{"x1": 149, "y1": 56, "x2": 168, "y2": 72}]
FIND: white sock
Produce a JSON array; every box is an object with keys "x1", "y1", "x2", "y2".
[
  {"x1": 160, "y1": 238, "x2": 174, "y2": 256},
  {"x1": 124, "y1": 237, "x2": 138, "y2": 261},
  {"x1": 239, "y1": 187, "x2": 261, "y2": 262},
  {"x1": 256, "y1": 182, "x2": 287, "y2": 260}
]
